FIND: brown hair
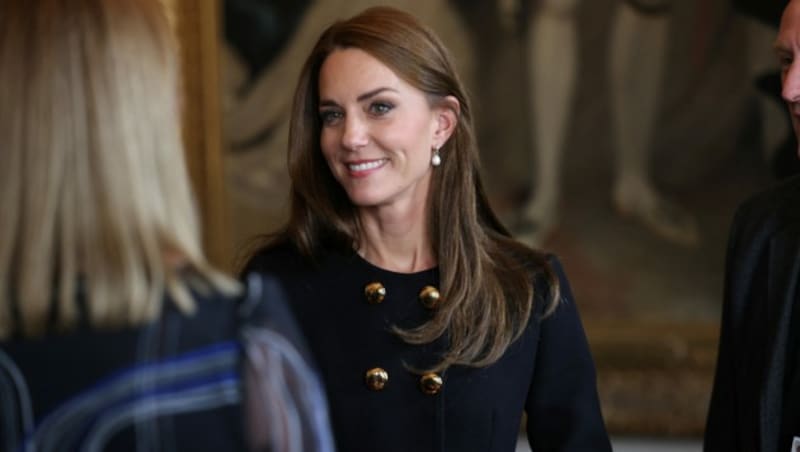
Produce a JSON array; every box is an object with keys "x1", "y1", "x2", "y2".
[
  {"x1": 0, "y1": 0, "x2": 237, "y2": 338},
  {"x1": 266, "y1": 6, "x2": 557, "y2": 372}
]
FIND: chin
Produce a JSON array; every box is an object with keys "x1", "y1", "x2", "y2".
[{"x1": 345, "y1": 191, "x2": 385, "y2": 208}]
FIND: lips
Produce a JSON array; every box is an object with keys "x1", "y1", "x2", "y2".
[{"x1": 347, "y1": 158, "x2": 388, "y2": 173}]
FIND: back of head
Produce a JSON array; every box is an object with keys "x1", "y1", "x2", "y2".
[{"x1": 0, "y1": 0, "x2": 227, "y2": 338}]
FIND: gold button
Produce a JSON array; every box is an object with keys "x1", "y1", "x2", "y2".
[
  {"x1": 364, "y1": 282, "x2": 386, "y2": 304},
  {"x1": 365, "y1": 367, "x2": 389, "y2": 391},
  {"x1": 418, "y1": 286, "x2": 440, "y2": 310},
  {"x1": 419, "y1": 372, "x2": 443, "y2": 395}
]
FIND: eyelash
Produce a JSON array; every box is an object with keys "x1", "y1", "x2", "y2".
[
  {"x1": 319, "y1": 110, "x2": 342, "y2": 126},
  {"x1": 319, "y1": 101, "x2": 395, "y2": 126},
  {"x1": 369, "y1": 101, "x2": 394, "y2": 115},
  {"x1": 778, "y1": 52, "x2": 793, "y2": 68}
]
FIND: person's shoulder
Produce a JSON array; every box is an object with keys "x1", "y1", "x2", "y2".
[
  {"x1": 739, "y1": 175, "x2": 800, "y2": 218},
  {"x1": 240, "y1": 237, "x2": 308, "y2": 276},
  {"x1": 237, "y1": 271, "x2": 314, "y2": 359},
  {"x1": 536, "y1": 253, "x2": 567, "y2": 299},
  {"x1": 238, "y1": 272, "x2": 296, "y2": 327},
  {"x1": 501, "y1": 242, "x2": 562, "y2": 304},
  {"x1": 734, "y1": 175, "x2": 800, "y2": 233}
]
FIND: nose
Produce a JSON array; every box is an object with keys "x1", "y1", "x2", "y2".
[
  {"x1": 341, "y1": 115, "x2": 369, "y2": 151},
  {"x1": 782, "y1": 61, "x2": 800, "y2": 105}
]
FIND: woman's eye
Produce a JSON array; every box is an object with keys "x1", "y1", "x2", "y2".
[
  {"x1": 319, "y1": 110, "x2": 343, "y2": 125},
  {"x1": 369, "y1": 102, "x2": 393, "y2": 115},
  {"x1": 777, "y1": 51, "x2": 794, "y2": 70}
]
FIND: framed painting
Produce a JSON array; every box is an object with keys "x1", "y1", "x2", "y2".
[
  {"x1": 168, "y1": 0, "x2": 232, "y2": 270},
  {"x1": 189, "y1": 0, "x2": 788, "y2": 436}
]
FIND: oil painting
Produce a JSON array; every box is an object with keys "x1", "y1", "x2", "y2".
[{"x1": 215, "y1": 0, "x2": 789, "y2": 436}]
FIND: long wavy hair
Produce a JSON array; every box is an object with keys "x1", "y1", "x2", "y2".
[
  {"x1": 264, "y1": 6, "x2": 558, "y2": 372},
  {"x1": 0, "y1": 0, "x2": 237, "y2": 339}
]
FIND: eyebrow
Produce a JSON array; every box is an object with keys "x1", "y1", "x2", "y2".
[
  {"x1": 357, "y1": 87, "x2": 397, "y2": 102},
  {"x1": 774, "y1": 39, "x2": 790, "y2": 54},
  {"x1": 319, "y1": 87, "x2": 398, "y2": 108}
]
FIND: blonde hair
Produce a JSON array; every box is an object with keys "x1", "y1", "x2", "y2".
[{"x1": 0, "y1": 0, "x2": 236, "y2": 338}]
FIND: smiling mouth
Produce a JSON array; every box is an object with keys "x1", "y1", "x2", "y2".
[{"x1": 348, "y1": 159, "x2": 388, "y2": 172}]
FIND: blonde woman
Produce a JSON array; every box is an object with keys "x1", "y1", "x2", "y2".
[{"x1": 0, "y1": 1, "x2": 332, "y2": 451}]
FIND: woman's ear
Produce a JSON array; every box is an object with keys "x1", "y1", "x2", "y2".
[{"x1": 433, "y1": 95, "x2": 460, "y2": 148}]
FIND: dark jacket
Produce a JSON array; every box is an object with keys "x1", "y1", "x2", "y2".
[
  {"x1": 245, "y1": 244, "x2": 611, "y2": 452},
  {"x1": 705, "y1": 175, "x2": 800, "y2": 452},
  {"x1": 0, "y1": 273, "x2": 334, "y2": 452}
]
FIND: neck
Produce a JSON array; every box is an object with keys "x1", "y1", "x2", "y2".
[{"x1": 357, "y1": 201, "x2": 435, "y2": 273}]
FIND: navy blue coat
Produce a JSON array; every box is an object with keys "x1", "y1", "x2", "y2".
[{"x1": 245, "y1": 243, "x2": 611, "y2": 451}]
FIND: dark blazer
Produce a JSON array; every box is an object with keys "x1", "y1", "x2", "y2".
[
  {"x1": 705, "y1": 175, "x2": 800, "y2": 452},
  {"x1": 245, "y1": 243, "x2": 611, "y2": 452},
  {"x1": 0, "y1": 274, "x2": 333, "y2": 452}
]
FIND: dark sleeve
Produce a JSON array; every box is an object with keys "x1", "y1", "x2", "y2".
[
  {"x1": 237, "y1": 273, "x2": 335, "y2": 452},
  {"x1": 525, "y1": 256, "x2": 612, "y2": 451},
  {"x1": 239, "y1": 249, "x2": 267, "y2": 278},
  {"x1": 238, "y1": 272, "x2": 311, "y2": 358},
  {"x1": 704, "y1": 205, "x2": 749, "y2": 452},
  {"x1": 238, "y1": 240, "x2": 297, "y2": 279}
]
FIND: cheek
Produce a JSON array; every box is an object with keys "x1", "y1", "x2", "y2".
[
  {"x1": 319, "y1": 131, "x2": 337, "y2": 162},
  {"x1": 393, "y1": 118, "x2": 434, "y2": 149}
]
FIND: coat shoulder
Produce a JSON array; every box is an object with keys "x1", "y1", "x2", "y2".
[
  {"x1": 240, "y1": 239, "x2": 311, "y2": 276},
  {"x1": 737, "y1": 175, "x2": 800, "y2": 226}
]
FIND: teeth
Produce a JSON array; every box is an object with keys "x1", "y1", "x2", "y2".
[{"x1": 348, "y1": 160, "x2": 385, "y2": 171}]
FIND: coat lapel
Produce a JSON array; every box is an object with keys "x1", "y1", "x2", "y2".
[{"x1": 761, "y1": 227, "x2": 800, "y2": 452}]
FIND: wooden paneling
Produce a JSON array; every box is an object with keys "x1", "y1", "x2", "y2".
[{"x1": 169, "y1": 0, "x2": 232, "y2": 271}]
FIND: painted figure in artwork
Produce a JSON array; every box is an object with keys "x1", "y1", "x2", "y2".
[{"x1": 500, "y1": 0, "x2": 698, "y2": 246}]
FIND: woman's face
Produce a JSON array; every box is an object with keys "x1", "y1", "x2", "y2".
[{"x1": 317, "y1": 48, "x2": 448, "y2": 212}]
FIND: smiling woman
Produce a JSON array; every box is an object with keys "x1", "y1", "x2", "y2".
[
  {"x1": 242, "y1": 6, "x2": 612, "y2": 451},
  {"x1": 317, "y1": 48, "x2": 458, "y2": 219}
]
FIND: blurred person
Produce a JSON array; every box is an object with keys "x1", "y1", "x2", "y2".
[
  {"x1": 705, "y1": 1, "x2": 800, "y2": 450},
  {"x1": 243, "y1": 6, "x2": 611, "y2": 451},
  {"x1": 0, "y1": 1, "x2": 333, "y2": 451},
  {"x1": 734, "y1": 0, "x2": 800, "y2": 179}
]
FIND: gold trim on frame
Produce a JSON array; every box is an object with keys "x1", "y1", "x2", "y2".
[{"x1": 170, "y1": 0, "x2": 232, "y2": 271}]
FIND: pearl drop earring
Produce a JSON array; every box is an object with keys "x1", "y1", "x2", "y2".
[{"x1": 431, "y1": 147, "x2": 442, "y2": 167}]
